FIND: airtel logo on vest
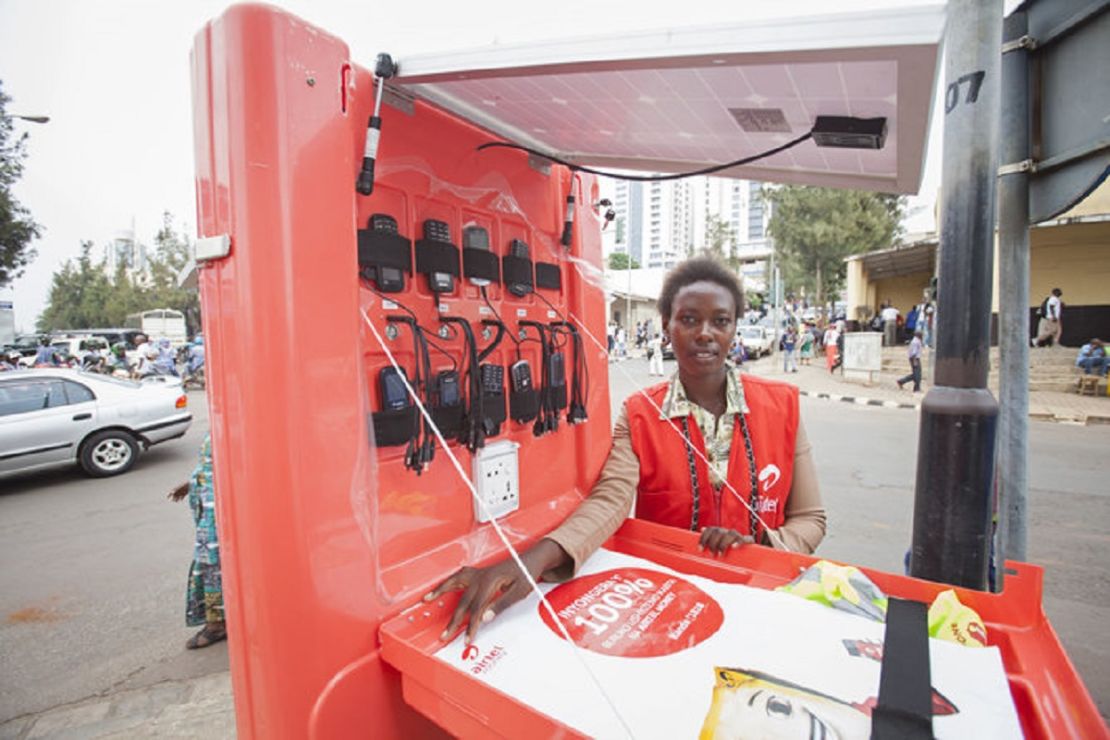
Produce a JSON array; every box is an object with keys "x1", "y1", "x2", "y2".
[{"x1": 758, "y1": 464, "x2": 781, "y2": 493}]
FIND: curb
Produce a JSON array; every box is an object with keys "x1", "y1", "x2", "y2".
[{"x1": 799, "y1": 389, "x2": 920, "y2": 411}]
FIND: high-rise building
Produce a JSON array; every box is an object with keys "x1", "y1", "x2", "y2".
[{"x1": 103, "y1": 229, "x2": 151, "y2": 285}]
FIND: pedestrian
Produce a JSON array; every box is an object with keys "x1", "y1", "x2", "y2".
[
  {"x1": 616, "y1": 326, "x2": 627, "y2": 357},
  {"x1": 1075, "y1": 339, "x2": 1107, "y2": 377},
  {"x1": 823, "y1": 323, "x2": 840, "y2": 372},
  {"x1": 798, "y1": 325, "x2": 814, "y2": 366},
  {"x1": 648, "y1": 332, "x2": 664, "y2": 376},
  {"x1": 606, "y1": 322, "x2": 615, "y2": 355},
  {"x1": 881, "y1": 301, "x2": 900, "y2": 347},
  {"x1": 32, "y1": 337, "x2": 60, "y2": 367},
  {"x1": 897, "y1": 329, "x2": 925, "y2": 392},
  {"x1": 169, "y1": 434, "x2": 226, "y2": 649},
  {"x1": 1032, "y1": 288, "x2": 1063, "y2": 347},
  {"x1": 782, "y1": 326, "x2": 798, "y2": 373}
]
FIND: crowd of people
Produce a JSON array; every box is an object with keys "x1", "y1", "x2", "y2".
[{"x1": 0, "y1": 332, "x2": 205, "y2": 382}]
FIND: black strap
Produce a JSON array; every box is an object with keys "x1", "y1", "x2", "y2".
[
  {"x1": 534, "y1": 262, "x2": 562, "y2": 291},
  {"x1": 871, "y1": 598, "x2": 934, "y2": 740},
  {"x1": 463, "y1": 248, "x2": 500, "y2": 284},
  {"x1": 414, "y1": 239, "x2": 461, "y2": 277},
  {"x1": 357, "y1": 230, "x2": 412, "y2": 273},
  {"x1": 678, "y1": 417, "x2": 701, "y2": 531}
]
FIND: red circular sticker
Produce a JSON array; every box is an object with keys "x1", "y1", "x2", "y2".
[{"x1": 538, "y1": 568, "x2": 723, "y2": 658}]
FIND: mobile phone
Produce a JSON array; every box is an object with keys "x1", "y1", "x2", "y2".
[
  {"x1": 510, "y1": 360, "x2": 533, "y2": 392},
  {"x1": 379, "y1": 367, "x2": 410, "y2": 411},
  {"x1": 463, "y1": 226, "x2": 492, "y2": 287},
  {"x1": 422, "y1": 219, "x2": 455, "y2": 293},
  {"x1": 508, "y1": 239, "x2": 532, "y2": 297},
  {"x1": 370, "y1": 214, "x2": 404, "y2": 292},
  {"x1": 436, "y1": 370, "x2": 460, "y2": 406},
  {"x1": 480, "y1": 363, "x2": 504, "y2": 394},
  {"x1": 547, "y1": 352, "x2": 565, "y2": 388}
]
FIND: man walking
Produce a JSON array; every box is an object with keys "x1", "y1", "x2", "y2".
[
  {"x1": 1032, "y1": 288, "x2": 1063, "y2": 347},
  {"x1": 897, "y1": 329, "x2": 925, "y2": 392}
]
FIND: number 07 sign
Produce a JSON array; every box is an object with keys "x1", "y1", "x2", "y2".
[{"x1": 434, "y1": 550, "x2": 1021, "y2": 739}]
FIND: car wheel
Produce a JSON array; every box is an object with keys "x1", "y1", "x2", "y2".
[{"x1": 80, "y1": 430, "x2": 140, "y2": 477}]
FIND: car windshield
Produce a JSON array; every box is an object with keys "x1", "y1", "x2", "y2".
[{"x1": 740, "y1": 328, "x2": 763, "y2": 339}]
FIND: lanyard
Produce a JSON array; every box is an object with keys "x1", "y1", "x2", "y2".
[{"x1": 678, "y1": 413, "x2": 760, "y2": 540}]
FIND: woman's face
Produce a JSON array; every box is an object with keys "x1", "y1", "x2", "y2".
[{"x1": 665, "y1": 280, "x2": 737, "y2": 381}]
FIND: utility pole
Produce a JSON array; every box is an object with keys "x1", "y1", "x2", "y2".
[
  {"x1": 910, "y1": 0, "x2": 1003, "y2": 590},
  {"x1": 996, "y1": 8, "x2": 1032, "y2": 584}
]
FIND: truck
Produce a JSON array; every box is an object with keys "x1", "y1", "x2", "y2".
[{"x1": 124, "y1": 308, "x2": 187, "y2": 345}]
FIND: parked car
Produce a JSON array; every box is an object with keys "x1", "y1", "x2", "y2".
[
  {"x1": 0, "y1": 369, "x2": 192, "y2": 479},
  {"x1": 738, "y1": 325, "x2": 774, "y2": 359}
]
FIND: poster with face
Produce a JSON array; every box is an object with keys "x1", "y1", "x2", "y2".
[{"x1": 434, "y1": 550, "x2": 1021, "y2": 739}]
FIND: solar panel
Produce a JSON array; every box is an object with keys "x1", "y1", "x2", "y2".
[{"x1": 392, "y1": 5, "x2": 944, "y2": 194}]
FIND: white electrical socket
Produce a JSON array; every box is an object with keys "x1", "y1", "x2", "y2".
[{"x1": 473, "y1": 440, "x2": 520, "y2": 523}]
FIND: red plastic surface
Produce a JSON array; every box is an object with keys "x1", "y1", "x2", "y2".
[
  {"x1": 192, "y1": 5, "x2": 609, "y2": 738},
  {"x1": 381, "y1": 519, "x2": 1107, "y2": 740}
]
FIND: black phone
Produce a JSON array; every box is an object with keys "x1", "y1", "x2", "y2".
[
  {"x1": 510, "y1": 360, "x2": 533, "y2": 392},
  {"x1": 435, "y1": 370, "x2": 460, "y2": 407},
  {"x1": 463, "y1": 226, "x2": 492, "y2": 287},
  {"x1": 508, "y1": 239, "x2": 531, "y2": 297},
  {"x1": 379, "y1": 367, "x2": 410, "y2": 411},
  {"x1": 548, "y1": 351, "x2": 565, "y2": 387},
  {"x1": 422, "y1": 219, "x2": 455, "y2": 293},
  {"x1": 370, "y1": 214, "x2": 404, "y2": 292}
]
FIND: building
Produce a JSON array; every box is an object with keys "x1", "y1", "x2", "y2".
[
  {"x1": 102, "y1": 228, "x2": 152, "y2": 285},
  {"x1": 602, "y1": 175, "x2": 772, "y2": 272}
]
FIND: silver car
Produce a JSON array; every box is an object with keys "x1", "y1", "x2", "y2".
[{"x1": 0, "y1": 369, "x2": 193, "y2": 479}]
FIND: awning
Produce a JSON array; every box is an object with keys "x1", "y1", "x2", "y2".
[
  {"x1": 392, "y1": 4, "x2": 944, "y2": 194},
  {"x1": 856, "y1": 238, "x2": 938, "y2": 280}
]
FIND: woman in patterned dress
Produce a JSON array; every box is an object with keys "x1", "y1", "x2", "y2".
[{"x1": 169, "y1": 433, "x2": 225, "y2": 648}]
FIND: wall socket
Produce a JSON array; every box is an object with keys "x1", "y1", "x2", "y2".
[{"x1": 472, "y1": 440, "x2": 520, "y2": 523}]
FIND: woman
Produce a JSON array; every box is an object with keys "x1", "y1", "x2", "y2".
[
  {"x1": 823, "y1": 322, "x2": 840, "y2": 372},
  {"x1": 428, "y1": 258, "x2": 826, "y2": 642},
  {"x1": 798, "y1": 325, "x2": 814, "y2": 366},
  {"x1": 170, "y1": 434, "x2": 226, "y2": 649}
]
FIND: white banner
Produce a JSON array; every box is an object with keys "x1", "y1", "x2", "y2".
[{"x1": 434, "y1": 549, "x2": 1021, "y2": 739}]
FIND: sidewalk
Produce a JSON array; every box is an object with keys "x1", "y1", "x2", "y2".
[
  {"x1": 0, "y1": 673, "x2": 235, "y2": 740},
  {"x1": 742, "y1": 348, "x2": 1110, "y2": 425}
]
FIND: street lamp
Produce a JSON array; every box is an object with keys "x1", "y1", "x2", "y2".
[{"x1": 11, "y1": 115, "x2": 50, "y2": 124}]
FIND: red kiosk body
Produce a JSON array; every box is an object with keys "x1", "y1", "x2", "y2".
[{"x1": 190, "y1": 5, "x2": 1105, "y2": 738}]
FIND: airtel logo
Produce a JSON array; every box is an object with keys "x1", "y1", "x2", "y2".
[{"x1": 758, "y1": 464, "x2": 781, "y2": 492}]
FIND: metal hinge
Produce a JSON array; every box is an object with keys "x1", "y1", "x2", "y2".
[
  {"x1": 1001, "y1": 35, "x2": 1037, "y2": 54},
  {"x1": 998, "y1": 159, "x2": 1035, "y2": 176}
]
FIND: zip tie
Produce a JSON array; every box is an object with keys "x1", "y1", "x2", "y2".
[{"x1": 363, "y1": 308, "x2": 636, "y2": 739}]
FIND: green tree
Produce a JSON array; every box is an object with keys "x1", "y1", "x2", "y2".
[
  {"x1": 607, "y1": 252, "x2": 640, "y2": 270},
  {"x1": 765, "y1": 185, "x2": 903, "y2": 306},
  {"x1": 37, "y1": 241, "x2": 113, "y2": 330},
  {"x1": 146, "y1": 212, "x2": 201, "y2": 334},
  {"x1": 698, "y1": 215, "x2": 739, "y2": 269},
  {"x1": 0, "y1": 80, "x2": 42, "y2": 287}
]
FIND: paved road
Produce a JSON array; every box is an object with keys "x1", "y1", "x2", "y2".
[
  {"x1": 0, "y1": 391, "x2": 228, "y2": 724},
  {"x1": 2, "y1": 367, "x2": 1107, "y2": 725}
]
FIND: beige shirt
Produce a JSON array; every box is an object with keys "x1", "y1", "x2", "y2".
[{"x1": 543, "y1": 373, "x2": 827, "y2": 581}]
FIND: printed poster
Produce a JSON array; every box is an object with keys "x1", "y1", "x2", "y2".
[{"x1": 434, "y1": 549, "x2": 1022, "y2": 739}]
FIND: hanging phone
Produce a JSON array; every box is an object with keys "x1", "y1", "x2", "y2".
[
  {"x1": 463, "y1": 226, "x2": 491, "y2": 287},
  {"x1": 370, "y1": 214, "x2": 404, "y2": 292},
  {"x1": 510, "y1": 360, "x2": 533, "y2": 392},
  {"x1": 508, "y1": 239, "x2": 531, "y2": 297},
  {"x1": 422, "y1": 219, "x2": 455, "y2": 293},
  {"x1": 379, "y1": 367, "x2": 410, "y2": 411},
  {"x1": 435, "y1": 370, "x2": 460, "y2": 407}
]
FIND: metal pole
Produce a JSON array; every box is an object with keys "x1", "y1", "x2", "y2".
[
  {"x1": 910, "y1": 0, "x2": 1003, "y2": 590},
  {"x1": 626, "y1": 258, "x2": 632, "y2": 355},
  {"x1": 996, "y1": 9, "x2": 1031, "y2": 580}
]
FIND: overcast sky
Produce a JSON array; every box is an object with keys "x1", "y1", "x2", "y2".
[{"x1": 1, "y1": 0, "x2": 948, "y2": 331}]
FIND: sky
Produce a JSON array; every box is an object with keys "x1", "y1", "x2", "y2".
[{"x1": 0, "y1": 0, "x2": 950, "y2": 332}]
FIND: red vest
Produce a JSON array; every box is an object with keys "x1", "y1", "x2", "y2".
[{"x1": 626, "y1": 374, "x2": 799, "y2": 538}]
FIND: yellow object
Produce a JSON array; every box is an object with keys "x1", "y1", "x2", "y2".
[
  {"x1": 928, "y1": 590, "x2": 988, "y2": 647},
  {"x1": 776, "y1": 560, "x2": 888, "y2": 621}
]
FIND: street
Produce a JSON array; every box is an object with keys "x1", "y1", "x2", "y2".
[{"x1": 1, "y1": 367, "x2": 1108, "y2": 728}]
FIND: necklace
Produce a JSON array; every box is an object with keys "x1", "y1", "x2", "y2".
[{"x1": 678, "y1": 414, "x2": 760, "y2": 540}]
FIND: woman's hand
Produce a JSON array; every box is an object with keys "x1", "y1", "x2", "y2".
[
  {"x1": 698, "y1": 527, "x2": 754, "y2": 556},
  {"x1": 168, "y1": 482, "x2": 189, "y2": 502},
  {"x1": 423, "y1": 538, "x2": 570, "y2": 644}
]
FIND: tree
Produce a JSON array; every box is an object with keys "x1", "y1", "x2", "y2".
[
  {"x1": 146, "y1": 212, "x2": 201, "y2": 334},
  {"x1": 765, "y1": 185, "x2": 904, "y2": 306},
  {"x1": 37, "y1": 242, "x2": 113, "y2": 331},
  {"x1": 608, "y1": 252, "x2": 640, "y2": 270},
  {"x1": 0, "y1": 79, "x2": 42, "y2": 288},
  {"x1": 698, "y1": 215, "x2": 739, "y2": 269}
]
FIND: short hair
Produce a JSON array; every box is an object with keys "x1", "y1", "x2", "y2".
[
  {"x1": 658, "y1": 257, "x2": 744, "y2": 323},
  {"x1": 1052, "y1": 288, "x2": 1062, "y2": 296}
]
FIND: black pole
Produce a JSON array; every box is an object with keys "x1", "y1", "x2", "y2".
[{"x1": 910, "y1": 0, "x2": 1003, "y2": 590}]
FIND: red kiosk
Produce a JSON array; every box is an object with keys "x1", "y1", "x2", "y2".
[{"x1": 190, "y1": 5, "x2": 1104, "y2": 738}]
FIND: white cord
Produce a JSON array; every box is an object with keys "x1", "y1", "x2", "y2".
[{"x1": 362, "y1": 309, "x2": 636, "y2": 740}]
